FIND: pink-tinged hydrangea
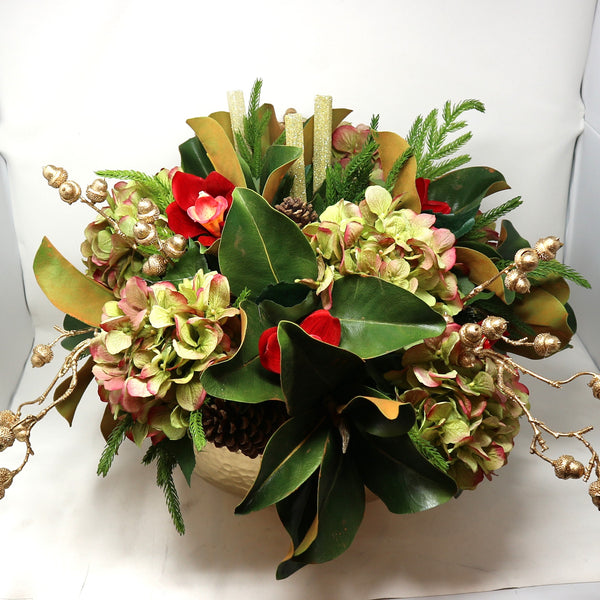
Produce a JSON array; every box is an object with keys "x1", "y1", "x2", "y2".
[
  {"x1": 303, "y1": 185, "x2": 462, "y2": 315},
  {"x1": 90, "y1": 272, "x2": 240, "y2": 442},
  {"x1": 386, "y1": 323, "x2": 529, "y2": 490},
  {"x1": 81, "y1": 168, "x2": 179, "y2": 297}
]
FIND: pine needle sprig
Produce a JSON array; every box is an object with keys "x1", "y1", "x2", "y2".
[
  {"x1": 529, "y1": 260, "x2": 591, "y2": 288},
  {"x1": 155, "y1": 444, "x2": 185, "y2": 535},
  {"x1": 189, "y1": 409, "x2": 207, "y2": 452},
  {"x1": 370, "y1": 114, "x2": 380, "y2": 131},
  {"x1": 96, "y1": 169, "x2": 174, "y2": 210},
  {"x1": 462, "y1": 196, "x2": 523, "y2": 241},
  {"x1": 407, "y1": 99, "x2": 485, "y2": 179},
  {"x1": 97, "y1": 414, "x2": 133, "y2": 477},
  {"x1": 408, "y1": 427, "x2": 449, "y2": 473},
  {"x1": 384, "y1": 146, "x2": 414, "y2": 193}
]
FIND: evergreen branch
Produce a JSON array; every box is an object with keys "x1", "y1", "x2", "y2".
[
  {"x1": 471, "y1": 197, "x2": 523, "y2": 231},
  {"x1": 97, "y1": 414, "x2": 133, "y2": 477},
  {"x1": 384, "y1": 147, "x2": 413, "y2": 193},
  {"x1": 429, "y1": 132, "x2": 473, "y2": 161},
  {"x1": 233, "y1": 287, "x2": 252, "y2": 308},
  {"x1": 426, "y1": 155, "x2": 472, "y2": 180},
  {"x1": 240, "y1": 78, "x2": 270, "y2": 179},
  {"x1": 96, "y1": 169, "x2": 173, "y2": 210},
  {"x1": 409, "y1": 427, "x2": 449, "y2": 473},
  {"x1": 155, "y1": 443, "x2": 185, "y2": 535},
  {"x1": 189, "y1": 409, "x2": 207, "y2": 452},
  {"x1": 528, "y1": 260, "x2": 591, "y2": 288},
  {"x1": 370, "y1": 114, "x2": 380, "y2": 131},
  {"x1": 142, "y1": 443, "x2": 161, "y2": 465}
]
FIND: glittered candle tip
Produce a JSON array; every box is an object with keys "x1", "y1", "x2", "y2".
[
  {"x1": 313, "y1": 94, "x2": 332, "y2": 194},
  {"x1": 284, "y1": 112, "x2": 307, "y2": 203},
  {"x1": 227, "y1": 90, "x2": 246, "y2": 152}
]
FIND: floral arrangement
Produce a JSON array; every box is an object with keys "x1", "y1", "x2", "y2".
[{"x1": 2, "y1": 80, "x2": 600, "y2": 579}]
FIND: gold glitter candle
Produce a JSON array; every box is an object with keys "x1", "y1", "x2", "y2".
[
  {"x1": 284, "y1": 112, "x2": 307, "y2": 202},
  {"x1": 312, "y1": 94, "x2": 332, "y2": 193},
  {"x1": 227, "y1": 90, "x2": 246, "y2": 152}
]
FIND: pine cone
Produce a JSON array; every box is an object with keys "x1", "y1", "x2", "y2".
[
  {"x1": 202, "y1": 399, "x2": 288, "y2": 459},
  {"x1": 274, "y1": 196, "x2": 318, "y2": 227}
]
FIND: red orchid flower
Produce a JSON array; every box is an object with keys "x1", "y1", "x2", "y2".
[
  {"x1": 416, "y1": 177, "x2": 451, "y2": 215},
  {"x1": 258, "y1": 309, "x2": 342, "y2": 374},
  {"x1": 166, "y1": 171, "x2": 236, "y2": 246}
]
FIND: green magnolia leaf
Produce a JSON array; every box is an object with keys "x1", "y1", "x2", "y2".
[
  {"x1": 351, "y1": 432, "x2": 457, "y2": 513},
  {"x1": 61, "y1": 314, "x2": 95, "y2": 351},
  {"x1": 290, "y1": 431, "x2": 365, "y2": 564},
  {"x1": 219, "y1": 188, "x2": 318, "y2": 298},
  {"x1": 54, "y1": 357, "x2": 95, "y2": 425},
  {"x1": 329, "y1": 276, "x2": 446, "y2": 358},
  {"x1": 235, "y1": 413, "x2": 328, "y2": 514},
  {"x1": 428, "y1": 167, "x2": 510, "y2": 238},
  {"x1": 497, "y1": 219, "x2": 530, "y2": 260},
  {"x1": 260, "y1": 145, "x2": 302, "y2": 201},
  {"x1": 339, "y1": 392, "x2": 415, "y2": 438},
  {"x1": 201, "y1": 301, "x2": 284, "y2": 403},
  {"x1": 278, "y1": 321, "x2": 366, "y2": 417},
  {"x1": 34, "y1": 237, "x2": 114, "y2": 327},
  {"x1": 179, "y1": 137, "x2": 214, "y2": 178},
  {"x1": 257, "y1": 285, "x2": 319, "y2": 325}
]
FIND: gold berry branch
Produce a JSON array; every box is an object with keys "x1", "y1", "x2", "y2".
[{"x1": 42, "y1": 165, "x2": 187, "y2": 278}]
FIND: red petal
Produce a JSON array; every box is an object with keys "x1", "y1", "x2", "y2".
[
  {"x1": 258, "y1": 327, "x2": 281, "y2": 374},
  {"x1": 415, "y1": 177, "x2": 430, "y2": 202},
  {"x1": 203, "y1": 171, "x2": 236, "y2": 203},
  {"x1": 166, "y1": 201, "x2": 207, "y2": 239},
  {"x1": 172, "y1": 171, "x2": 206, "y2": 210},
  {"x1": 300, "y1": 309, "x2": 341, "y2": 346}
]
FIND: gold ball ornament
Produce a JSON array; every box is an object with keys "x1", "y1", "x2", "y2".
[
  {"x1": 86, "y1": 178, "x2": 108, "y2": 204},
  {"x1": 0, "y1": 411, "x2": 17, "y2": 428},
  {"x1": 457, "y1": 351, "x2": 478, "y2": 368},
  {"x1": 589, "y1": 480, "x2": 600, "y2": 509},
  {"x1": 504, "y1": 269, "x2": 531, "y2": 294},
  {"x1": 481, "y1": 316, "x2": 508, "y2": 340},
  {"x1": 514, "y1": 248, "x2": 539, "y2": 272},
  {"x1": 533, "y1": 333, "x2": 561, "y2": 357},
  {"x1": 137, "y1": 198, "x2": 161, "y2": 223},
  {"x1": 133, "y1": 221, "x2": 157, "y2": 246},
  {"x1": 553, "y1": 454, "x2": 585, "y2": 479},
  {"x1": 0, "y1": 426, "x2": 15, "y2": 452},
  {"x1": 535, "y1": 236, "x2": 563, "y2": 261},
  {"x1": 31, "y1": 344, "x2": 54, "y2": 368},
  {"x1": 459, "y1": 323, "x2": 483, "y2": 347},
  {"x1": 0, "y1": 467, "x2": 13, "y2": 489},
  {"x1": 12, "y1": 424, "x2": 29, "y2": 443},
  {"x1": 163, "y1": 235, "x2": 187, "y2": 259},
  {"x1": 588, "y1": 376, "x2": 600, "y2": 400},
  {"x1": 42, "y1": 165, "x2": 68, "y2": 188},
  {"x1": 142, "y1": 254, "x2": 169, "y2": 277},
  {"x1": 58, "y1": 180, "x2": 81, "y2": 204}
]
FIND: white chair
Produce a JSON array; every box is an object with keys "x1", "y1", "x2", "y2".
[{"x1": 1, "y1": 1, "x2": 599, "y2": 599}]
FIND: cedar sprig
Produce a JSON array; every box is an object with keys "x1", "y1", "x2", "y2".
[
  {"x1": 384, "y1": 147, "x2": 414, "y2": 193},
  {"x1": 407, "y1": 99, "x2": 485, "y2": 179},
  {"x1": 461, "y1": 196, "x2": 523, "y2": 241},
  {"x1": 189, "y1": 409, "x2": 207, "y2": 452},
  {"x1": 143, "y1": 441, "x2": 185, "y2": 535},
  {"x1": 95, "y1": 169, "x2": 174, "y2": 210},
  {"x1": 408, "y1": 427, "x2": 449, "y2": 473},
  {"x1": 527, "y1": 260, "x2": 591, "y2": 288},
  {"x1": 97, "y1": 414, "x2": 134, "y2": 477},
  {"x1": 235, "y1": 79, "x2": 271, "y2": 180}
]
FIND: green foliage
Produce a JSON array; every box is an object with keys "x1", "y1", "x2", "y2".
[
  {"x1": 325, "y1": 138, "x2": 379, "y2": 206},
  {"x1": 96, "y1": 169, "x2": 174, "y2": 210},
  {"x1": 384, "y1": 146, "x2": 414, "y2": 193},
  {"x1": 233, "y1": 287, "x2": 252, "y2": 308},
  {"x1": 369, "y1": 114, "x2": 380, "y2": 131},
  {"x1": 143, "y1": 441, "x2": 186, "y2": 535},
  {"x1": 474, "y1": 196, "x2": 523, "y2": 231},
  {"x1": 408, "y1": 427, "x2": 449, "y2": 473},
  {"x1": 407, "y1": 99, "x2": 485, "y2": 179},
  {"x1": 189, "y1": 409, "x2": 207, "y2": 452},
  {"x1": 495, "y1": 258, "x2": 591, "y2": 289},
  {"x1": 235, "y1": 79, "x2": 271, "y2": 181},
  {"x1": 97, "y1": 414, "x2": 134, "y2": 477}
]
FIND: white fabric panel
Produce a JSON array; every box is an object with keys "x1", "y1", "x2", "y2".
[{"x1": 0, "y1": 1, "x2": 598, "y2": 599}]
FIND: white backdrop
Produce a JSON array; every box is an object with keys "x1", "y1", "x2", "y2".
[{"x1": 1, "y1": 1, "x2": 599, "y2": 599}]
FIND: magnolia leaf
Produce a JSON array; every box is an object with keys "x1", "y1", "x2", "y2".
[
  {"x1": 351, "y1": 432, "x2": 457, "y2": 513},
  {"x1": 428, "y1": 168, "x2": 510, "y2": 238},
  {"x1": 186, "y1": 116, "x2": 246, "y2": 187},
  {"x1": 235, "y1": 414, "x2": 328, "y2": 514},
  {"x1": 208, "y1": 110, "x2": 234, "y2": 143},
  {"x1": 61, "y1": 314, "x2": 95, "y2": 351},
  {"x1": 498, "y1": 219, "x2": 530, "y2": 260},
  {"x1": 329, "y1": 276, "x2": 446, "y2": 358},
  {"x1": 278, "y1": 321, "x2": 365, "y2": 417},
  {"x1": 179, "y1": 137, "x2": 214, "y2": 178},
  {"x1": 455, "y1": 247, "x2": 506, "y2": 301},
  {"x1": 54, "y1": 357, "x2": 95, "y2": 425},
  {"x1": 539, "y1": 278, "x2": 570, "y2": 305},
  {"x1": 339, "y1": 393, "x2": 415, "y2": 438},
  {"x1": 290, "y1": 432, "x2": 365, "y2": 564},
  {"x1": 259, "y1": 103, "x2": 284, "y2": 146},
  {"x1": 201, "y1": 301, "x2": 284, "y2": 403},
  {"x1": 34, "y1": 237, "x2": 114, "y2": 327},
  {"x1": 261, "y1": 145, "x2": 302, "y2": 202},
  {"x1": 257, "y1": 285, "x2": 319, "y2": 325},
  {"x1": 377, "y1": 131, "x2": 419, "y2": 211},
  {"x1": 219, "y1": 188, "x2": 318, "y2": 298},
  {"x1": 100, "y1": 404, "x2": 117, "y2": 442}
]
